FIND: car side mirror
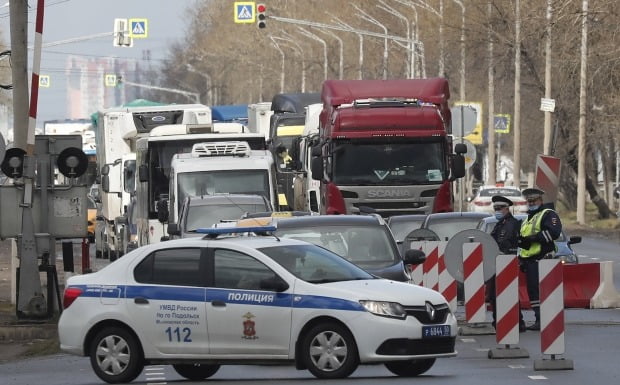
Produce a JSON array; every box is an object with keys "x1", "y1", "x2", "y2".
[
  {"x1": 568, "y1": 236, "x2": 582, "y2": 245},
  {"x1": 403, "y1": 249, "x2": 426, "y2": 266}
]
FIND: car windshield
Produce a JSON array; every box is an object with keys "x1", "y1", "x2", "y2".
[
  {"x1": 388, "y1": 219, "x2": 425, "y2": 241},
  {"x1": 258, "y1": 244, "x2": 375, "y2": 284},
  {"x1": 274, "y1": 224, "x2": 400, "y2": 269},
  {"x1": 426, "y1": 217, "x2": 485, "y2": 241},
  {"x1": 185, "y1": 203, "x2": 268, "y2": 231}
]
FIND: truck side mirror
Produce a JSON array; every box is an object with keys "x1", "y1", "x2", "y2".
[
  {"x1": 454, "y1": 143, "x2": 467, "y2": 154},
  {"x1": 138, "y1": 164, "x2": 149, "y2": 183},
  {"x1": 450, "y1": 154, "x2": 466, "y2": 180},
  {"x1": 102, "y1": 175, "x2": 110, "y2": 193},
  {"x1": 101, "y1": 164, "x2": 110, "y2": 176},
  {"x1": 157, "y1": 199, "x2": 169, "y2": 224},
  {"x1": 311, "y1": 145, "x2": 321, "y2": 157},
  {"x1": 310, "y1": 157, "x2": 323, "y2": 181},
  {"x1": 167, "y1": 223, "x2": 180, "y2": 236}
]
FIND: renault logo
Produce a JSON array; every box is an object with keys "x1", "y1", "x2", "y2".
[{"x1": 425, "y1": 302, "x2": 436, "y2": 321}]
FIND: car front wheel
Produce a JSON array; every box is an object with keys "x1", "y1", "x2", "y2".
[
  {"x1": 384, "y1": 358, "x2": 436, "y2": 377},
  {"x1": 301, "y1": 322, "x2": 359, "y2": 379},
  {"x1": 89, "y1": 327, "x2": 144, "y2": 384},
  {"x1": 173, "y1": 363, "x2": 220, "y2": 380}
]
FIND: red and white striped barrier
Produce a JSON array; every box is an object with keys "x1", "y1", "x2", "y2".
[
  {"x1": 519, "y1": 261, "x2": 620, "y2": 309},
  {"x1": 534, "y1": 259, "x2": 573, "y2": 370},
  {"x1": 539, "y1": 259, "x2": 565, "y2": 355},
  {"x1": 422, "y1": 241, "x2": 440, "y2": 291},
  {"x1": 408, "y1": 241, "x2": 425, "y2": 286},
  {"x1": 463, "y1": 242, "x2": 486, "y2": 323},
  {"x1": 437, "y1": 242, "x2": 457, "y2": 312},
  {"x1": 495, "y1": 254, "x2": 520, "y2": 345}
]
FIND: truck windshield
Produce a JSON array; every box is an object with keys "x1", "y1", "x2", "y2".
[
  {"x1": 185, "y1": 203, "x2": 269, "y2": 231},
  {"x1": 332, "y1": 141, "x2": 446, "y2": 186},
  {"x1": 177, "y1": 170, "x2": 270, "y2": 214}
]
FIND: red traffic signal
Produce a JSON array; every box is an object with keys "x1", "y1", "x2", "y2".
[{"x1": 256, "y1": 3, "x2": 266, "y2": 29}]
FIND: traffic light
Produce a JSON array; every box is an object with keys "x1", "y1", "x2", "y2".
[{"x1": 256, "y1": 3, "x2": 266, "y2": 29}]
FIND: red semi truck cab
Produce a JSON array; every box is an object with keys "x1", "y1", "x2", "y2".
[{"x1": 310, "y1": 78, "x2": 466, "y2": 217}]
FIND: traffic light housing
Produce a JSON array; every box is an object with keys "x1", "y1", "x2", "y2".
[{"x1": 257, "y1": 3, "x2": 266, "y2": 29}]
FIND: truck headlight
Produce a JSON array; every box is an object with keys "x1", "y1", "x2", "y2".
[{"x1": 359, "y1": 300, "x2": 406, "y2": 319}]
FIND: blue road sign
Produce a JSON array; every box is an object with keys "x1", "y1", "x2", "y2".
[
  {"x1": 494, "y1": 114, "x2": 510, "y2": 134},
  {"x1": 234, "y1": 2, "x2": 255, "y2": 23}
]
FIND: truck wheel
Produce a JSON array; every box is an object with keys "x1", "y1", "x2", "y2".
[
  {"x1": 89, "y1": 326, "x2": 144, "y2": 384},
  {"x1": 172, "y1": 364, "x2": 220, "y2": 380},
  {"x1": 301, "y1": 322, "x2": 359, "y2": 379},
  {"x1": 384, "y1": 358, "x2": 435, "y2": 377}
]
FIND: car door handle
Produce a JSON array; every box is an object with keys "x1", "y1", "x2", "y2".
[
  {"x1": 134, "y1": 297, "x2": 149, "y2": 304},
  {"x1": 211, "y1": 300, "x2": 226, "y2": 307}
]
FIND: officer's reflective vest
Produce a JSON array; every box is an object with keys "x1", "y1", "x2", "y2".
[{"x1": 519, "y1": 208, "x2": 552, "y2": 258}]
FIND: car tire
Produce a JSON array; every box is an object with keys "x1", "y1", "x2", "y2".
[
  {"x1": 89, "y1": 326, "x2": 144, "y2": 384},
  {"x1": 172, "y1": 363, "x2": 220, "y2": 380},
  {"x1": 384, "y1": 358, "x2": 436, "y2": 377},
  {"x1": 301, "y1": 322, "x2": 359, "y2": 379}
]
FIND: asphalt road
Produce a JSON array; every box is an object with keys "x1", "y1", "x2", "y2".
[{"x1": 1, "y1": 306, "x2": 619, "y2": 385}]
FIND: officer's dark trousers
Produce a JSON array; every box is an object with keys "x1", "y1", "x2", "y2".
[{"x1": 522, "y1": 258, "x2": 541, "y2": 322}]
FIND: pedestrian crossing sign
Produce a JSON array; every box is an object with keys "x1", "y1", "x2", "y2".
[
  {"x1": 494, "y1": 114, "x2": 511, "y2": 134},
  {"x1": 39, "y1": 75, "x2": 50, "y2": 88},
  {"x1": 129, "y1": 18, "x2": 148, "y2": 38},
  {"x1": 234, "y1": 2, "x2": 255, "y2": 23},
  {"x1": 104, "y1": 74, "x2": 117, "y2": 87}
]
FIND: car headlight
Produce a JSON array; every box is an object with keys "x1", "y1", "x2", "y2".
[{"x1": 359, "y1": 300, "x2": 407, "y2": 319}]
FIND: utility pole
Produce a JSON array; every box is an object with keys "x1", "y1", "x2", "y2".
[
  {"x1": 10, "y1": 0, "x2": 29, "y2": 150},
  {"x1": 486, "y1": 1, "x2": 496, "y2": 186},
  {"x1": 576, "y1": 0, "x2": 589, "y2": 225},
  {"x1": 543, "y1": 0, "x2": 553, "y2": 155},
  {"x1": 513, "y1": 0, "x2": 522, "y2": 187}
]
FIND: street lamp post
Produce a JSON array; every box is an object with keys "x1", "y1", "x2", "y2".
[
  {"x1": 268, "y1": 36, "x2": 286, "y2": 93},
  {"x1": 315, "y1": 28, "x2": 344, "y2": 80},
  {"x1": 273, "y1": 33, "x2": 306, "y2": 92},
  {"x1": 353, "y1": 4, "x2": 389, "y2": 79},
  {"x1": 392, "y1": 0, "x2": 421, "y2": 77},
  {"x1": 186, "y1": 64, "x2": 213, "y2": 105},
  {"x1": 377, "y1": 0, "x2": 414, "y2": 78},
  {"x1": 332, "y1": 16, "x2": 364, "y2": 79},
  {"x1": 297, "y1": 27, "x2": 328, "y2": 81}
]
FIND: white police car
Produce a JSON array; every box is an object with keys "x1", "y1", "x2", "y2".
[{"x1": 58, "y1": 227, "x2": 457, "y2": 383}]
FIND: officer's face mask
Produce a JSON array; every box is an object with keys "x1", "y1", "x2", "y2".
[
  {"x1": 494, "y1": 212, "x2": 504, "y2": 220},
  {"x1": 527, "y1": 199, "x2": 540, "y2": 211}
]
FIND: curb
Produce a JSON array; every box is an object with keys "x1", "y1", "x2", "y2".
[{"x1": 0, "y1": 323, "x2": 58, "y2": 342}]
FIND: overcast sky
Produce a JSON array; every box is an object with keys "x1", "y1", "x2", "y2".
[{"x1": 0, "y1": 0, "x2": 197, "y2": 124}]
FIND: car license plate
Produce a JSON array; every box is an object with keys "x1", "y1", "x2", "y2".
[{"x1": 422, "y1": 325, "x2": 451, "y2": 338}]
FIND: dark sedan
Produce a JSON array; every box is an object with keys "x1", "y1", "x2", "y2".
[{"x1": 240, "y1": 214, "x2": 424, "y2": 282}]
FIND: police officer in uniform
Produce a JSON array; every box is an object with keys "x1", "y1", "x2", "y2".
[
  {"x1": 488, "y1": 195, "x2": 524, "y2": 331},
  {"x1": 517, "y1": 188, "x2": 562, "y2": 331}
]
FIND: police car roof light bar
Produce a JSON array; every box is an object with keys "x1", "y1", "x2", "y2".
[{"x1": 196, "y1": 225, "x2": 278, "y2": 239}]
